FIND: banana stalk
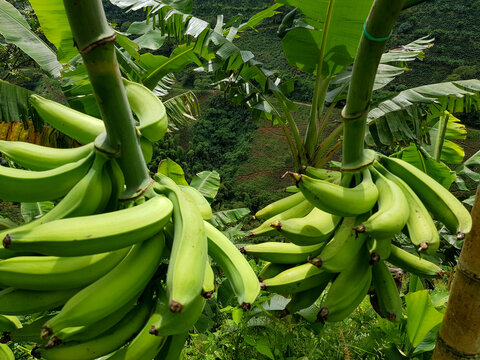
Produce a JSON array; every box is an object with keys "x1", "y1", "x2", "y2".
[
  {"x1": 62, "y1": 0, "x2": 151, "y2": 199},
  {"x1": 341, "y1": 0, "x2": 406, "y2": 169},
  {"x1": 433, "y1": 185, "x2": 480, "y2": 359}
]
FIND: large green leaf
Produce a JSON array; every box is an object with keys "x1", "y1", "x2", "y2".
[
  {"x1": 209, "y1": 208, "x2": 250, "y2": 228},
  {"x1": 163, "y1": 90, "x2": 199, "y2": 128},
  {"x1": 141, "y1": 44, "x2": 201, "y2": 89},
  {"x1": 0, "y1": 215, "x2": 17, "y2": 230},
  {"x1": 0, "y1": 80, "x2": 41, "y2": 125},
  {"x1": 326, "y1": 36, "x2": 434, "y2": 102},
  {"x1": 28, "y1": 0, "x2": 77, "y2": 62},
  {"x1": 425, "y1": 112, "x2": 466, "y2": 164},
  {"x1": 126, "y1": 22, "x2": 166, "y2": 51},
  {"x1": 0, "y1": 0, "x2": 61, "y2": 76},
  {"x1": 395, "y1": 143, "x2": 455, "y2": 189},
  {"x1": 405, "y1": 290, "x2": 444, "y2": 348},
  {"x1": 367, "y1": 79, "x2": 480, "y2": 147},
  {"x1": 454, "y1": 149, "x2": 480, "y2": 191},
  {"x1": 157, "y1": 158, "x2": 188, "y2": 186},
  {"x1": 109, "y1": 0, "x2": 193, "y2": 14},
  {"x1": 278, "y1": 0, "x2": 374, "y2": 78},
  {"x1": 21, "y1": 201, "x2": 54, "y2": 223},
  {"x1": 190, "y1": 170, "x2": 220, "y2": 203}
]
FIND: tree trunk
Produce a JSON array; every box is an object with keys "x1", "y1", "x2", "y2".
[{"x1": 433, "y1": 184, "x2": 480, "y2": 359}]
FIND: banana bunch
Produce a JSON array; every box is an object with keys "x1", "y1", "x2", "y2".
[
  {"x1": 247, "y1": 155, "x2": 471, "y2": 323},
  {"x1": 0, "y1": 82, "x2": 260, "y2": 359}
]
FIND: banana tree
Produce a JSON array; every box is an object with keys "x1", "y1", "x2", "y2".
[{"x1": 0, "y1": 0, "x2": 201, "y2": 140}]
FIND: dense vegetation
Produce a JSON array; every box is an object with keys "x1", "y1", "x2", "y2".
[{"x1": 0, "y1": 1, "x2": 479, "y2": 359}]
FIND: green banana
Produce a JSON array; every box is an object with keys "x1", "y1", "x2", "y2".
[
  {"x1": 0, "y1": 248, "x2": 129, "y2": 291},
  {"x1": 284, "y1": 280, "x2": 330, "y2": 315},
  {"x1": 371, "y1": 260, "x2": 402, "y2": 321},
  {"x1": 0, "y1": 151, "x2": 94, "y2": 202},
  {"x1": 377, "y1": 163, "x2": 440, "y2": 254},
  {"x1": 33, "y1": 295, "x2": 153, "y2": 360},
  {"x1": 290, "y1": 169, "x2": 378, "y2": 217},
  {"x1": 0, "y1": 288, "x2": 80, "y2": 315},
  {"x1": 254, "y1": 192, "x2": 305, "y2": 220},
  {"x1": 241, "y1": 241, "x2": 324, "y2": 264},
  {"x1": 0, "y1": 315, "x2": 21, "y2": 332},
  {"x1": 105, "y1": 311, "x2": 168, "y2": 360},
  {"x1": 258, "y1": 262, "x2": 291, "y2": 281},
  {"x1": 250, "y1": 199, "x2": 314, "y2": 236},
  {"x1": 50, "y1": 297, "x2": 138, "y2": 345},
  {"x1": 41, "y1": 233, "x2": 164, "y2": 337},
  {"x1": 0, "y1": 140, "x2": 94, "y2": 171},
  {"x1": 379, "y1": 155, "x2": 472, "y2": 238},
  {"x1": 180, "y1": 185, "x2": 213, "y2": 220},
  {"x1": 0, "y1": 150, "x2": 113, "y2": 246},
  {"x1": 204, "y1": 221, "x2": 260, "y2": 308},
  {"x1": 31, "y1": 87, "x2": 167, "y2": 146},
  {"x1": 318, "y1": 249, "x2": 372, "y2": 323},
  {"x1": 261, "y1": 262, "x2": 334, "y2": 294},
  {"x1": 139, "y1": 136, "x2": 154, "y2": 163},
  {"x1": 94, "y1": 157, "x2": 114, "y2": 214},
  {"x1": 149, "y1": 290, "x2": 206, "y2": 337},
  {"x1": 317, "y1": 217, "x2": 368, "y2": 273},
  {"x1": 104, "y1": 158, "x2": 125, "y2": 211},
  {"x1": 303, "y1": 167, "x2": 341, "y2": 183},
  {"x1": 202, "y1": 259, "x2": 216, "y2": 299},
  {"x1": 154, "y1": 332, "x2": 188, "y2": 360},
  {"x1": 0, "y1": 343, "x2": 14, "y2": 360},
  {"x1": 154, "y1": 175, "x2": 207, "y2": 313},
  {"x1": 388, "y1": 244, "x2": 445, "y2": 278},
  {"x1": 355, "y1": 167, "x2": 409, "y2": 240},
  {"x1": 123, "y1": 78, "x2": 168, "y2": 142},
  {"x1": 30, "y1": 94, "x2": 105, "y2": 144},
  {"x1": 4, "y1": 195, "x2": 173, "y2": 256},
  {"x1": 366, "y1": 236, "x2": 391, "y2": 262},
  {"x1": 270, "y1": 207, "x2": 340, "y2": 246},
  {"x1": 285, "y1": 185, "x2": 299, "y2": 193}
]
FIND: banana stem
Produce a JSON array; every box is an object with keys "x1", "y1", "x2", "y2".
[
  {"x1": 277, "y1": 99, "x2": 307, "y2": 168},
  {"x1": 305, "y1": 76, "x2": 330, "y2": 160},
  {"x1": 62, "y1": 0, "x2": 151, "y2": 198},
  {"x1": 315, "y1": 141, "x2": 342, "y2": 169},
  {"x1": 433, "y1": 184, "x2": 480, "y2": 359},
  {"x1": 433, "y1": 112, "x2": 449, "y2": 162},
  {"x1": 313, "y1": 122, "x2": 344, "y2": 166},
  {"x1": 341, "y1": 0, "x2": 405, "y2": 167}
]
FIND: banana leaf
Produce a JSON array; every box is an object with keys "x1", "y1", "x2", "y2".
[
  {"x1": 366, "y1": 79, "x2": 480, "y2": 147},
  {"x1": 0, "y1": 216, "x2": 17, "y2": 230},
  {"x1": 141, "y1": 44, "x2": 202, "y2": 90},
  {"x1": 209, "y1": 209, "x2": 250, "y2": 229},
  {"x1": 190, "y1": 170, "x2": 220, "y2": 203},
  {"x1": 0, "y1": 0, "x2": 61, "y2": 77},
  {"x1": 424, "y1": 112, "x2": 467, "y2": 164},
  {"x1": 278, "y1": 0, "x2": 374, "y2": 78},
  {"x1": 163, "y1": 91, "x2": 199, "y2": 128},
  {"x1": 125, "y1": 21, "x2": 166, "y2": 51},
  {"x1": 0, "y1": 80, "x2": 40, "y2": 126},
  {"x1": 28, "y1": 0, "x2": 77, "y2": 62},
  {"x1": 157, "y1": 158, "x2": 188, "y2": 186},
  {"x1": 326, "y1": 36, "x2": 435, "y2": 102},
  {"x1": 21, "y1": 201, "x2": 54, "y2": 223},
  {"x1": 394, "y1": 143, "x2": 455, "y2": 189},
  {"x1": 405, "y1": 290, "x2": 444, "y2": 349},
  {"x1": 454, "y1": 149, "x2": 480, "y2": 191}
]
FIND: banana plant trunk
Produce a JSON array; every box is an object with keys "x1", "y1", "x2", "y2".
[
  {"x1": 433, "y1": 184, "x2": 480, "y2": 359},
  {"x1": 62, "y1": 0, "x2": 151, "y2": 199}
]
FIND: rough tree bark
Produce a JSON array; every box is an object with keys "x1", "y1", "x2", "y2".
[{"x1": 433, "y1": 184, "x2": 480, "y2": 359}]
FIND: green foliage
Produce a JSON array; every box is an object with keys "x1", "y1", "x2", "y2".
[{"x1": 150, "y1": 95, "x2": 261, "y2": 209}]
